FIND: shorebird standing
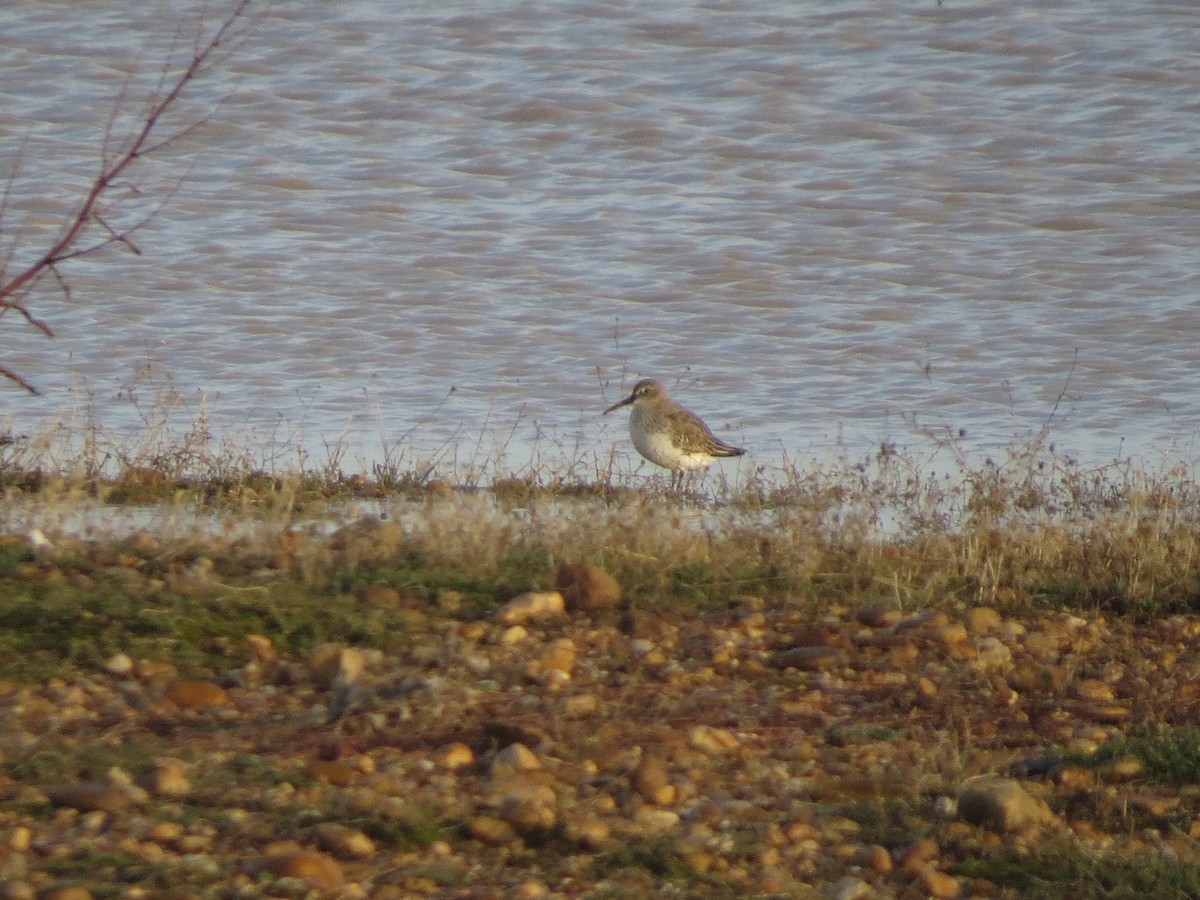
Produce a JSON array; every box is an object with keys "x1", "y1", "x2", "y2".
[{"x1": 603, "y1": 378, "x2": 745, "y2": 490}]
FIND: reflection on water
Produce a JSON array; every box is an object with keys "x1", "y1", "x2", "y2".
[{"x1": 1, "y1": 0, "x2": 1199, "y2": 480}]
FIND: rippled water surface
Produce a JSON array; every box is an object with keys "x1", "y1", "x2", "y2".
[{"x1": 2, "y1": 0, "x2": 1199, "y2": 479}]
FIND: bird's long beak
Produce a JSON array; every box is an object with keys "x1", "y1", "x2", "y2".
[{"x1": 603, "y1": 393, "x2": 634, "y2": 415}]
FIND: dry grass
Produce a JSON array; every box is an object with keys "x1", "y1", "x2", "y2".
[{"x1": 2, "y1": 381, "x2": 1200, "y2": 629}]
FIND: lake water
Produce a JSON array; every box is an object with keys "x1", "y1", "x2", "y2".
[{"x1": 2, "y1": 0, "x2": 1199, "y2": 485}]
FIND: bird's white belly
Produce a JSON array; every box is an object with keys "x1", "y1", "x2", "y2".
[{"x1": 630, "y1": 414, "x2": 712, "y2": 470}]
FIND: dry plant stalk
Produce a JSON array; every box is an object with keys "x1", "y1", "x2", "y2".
[{"x1": 0, "y1": 0, "x2": 255, "y2": 394}]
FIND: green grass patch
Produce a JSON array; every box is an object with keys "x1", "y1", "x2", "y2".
[
  {"x1": 590, "y1": 838, "x2": 750, "y2": 898},
  {"x1": 0, "y1": 541, "x2": 34, "y2": 575},
  {"x1": 837, "y1": 796, "x2": 930, "y2": 849},
  {"x1": 1085, "y1": 726, "x2": 1200, "y2": 783},
  {"x1": 349, "y1": 808, "x2": 451, "y2": 850},
  {"x1": 0, "y1": 559, "x2": 442, "y2": 679},
  {"x1": 220, "y1": 752, "x2": 311, "y2": 789},
  {"x1": 593, "y1": 840, "x2": 698, "y2": 880},
  {"x1": 41, "y1": 846, "x2": 220, "y2": 897},
  {"x1": 6, "y1": 733, "x2": 174, "y2": 785},
  {"x1": 958, "y1": 839, "x2": 1200, "y2": 899}
]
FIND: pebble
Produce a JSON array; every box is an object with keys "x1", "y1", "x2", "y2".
[
  {"x1": 537, "y1": 638, "x2": 577, "y2": 675},
  {"x1": 936, "y1": 623, "x2": 969, "y2": 645},
  {"x1": 43, "y1": 782, "x2": 134, "y2": 813},
  {"x1": 931, "y1": 801, "x2": 960, "y2": 820},
  {"x1": 498, "y1": 784, "x2": 558, "y2": 832},
  {"x1": 633, "y1": 758, "x2": 672, "y2": 801},
  {"x1": 908, "y1": 861, "x2": 961, "y2": 898},
  {"x1": 899, "y1": 836, "x2": 939, "y2": 867},
  {"x1": 1133, "y1": 795, "x2": 1178, "y2": 818},
  {"x1": 965, "y1": 606, "x2": 1002, "y2": 633},
  {"x1": 1074, "y1": 678, "x2": 1115, "y2": 701},
  {"x1": 1022, "y1": 630, "x2": 1062, "y2": 659},
  {"x1": 632, "y1": 755, "x2": 672, "y2": 803},
  {"x1": 468, "y1": 815, "x2": 519, "y2": 845},
  {"x1": 857, "y1": 603, "x2": 901, "y2": 628},
  {"x1": 135, "y1": 659, "x2": 177, "y2": 685},
  {"x1": 163, "y1": 680, "x2": 229, "y2": 709},
  {"x1": 104, "y1": 652, "x2": 133, "y2": 675},
  {"x1": 314, "y1": 823, "x2": 377, "y2": 859},
  {"x1": 491, "y1": 743, "x2": 541, "y2": 776},
  {"x1": 688, "y1": 725, "x2": 739, "y2": 753},
  {"x1": 1056, "y1": 766, "x2": 1096, "y2": 792},
  {"x1": 259, "y1": 850, "x2": 344, "y2": 889},
  {"x1": 332, "y1": 646, "x2": 369, "y2": 687},
  {"x1": 500, "y1": 625, "x2": 529, "y2": 645},
  {"x1": 633, "y1": 806, "x2": 681, "y2": 832},
  {"x1": 246, "y1": 634, "x2": 276, "y2": 661},
  {"x1": 496, "y1": 591, "x2": 565, "y2": 624},
  {"x1": 459, "y1": 622, "x2": 487, "y2": 642},
  {"x1": 997, "y1": 619, "x2": 1027, "y2": 640},
  {"x1": 557, "y1": 563, "x2": 622, "y2": 612},
  {"x1": 970, "y1": 636, "x2": 1013, "y2": 672},
  {"x1": 1082, "y1": 703, "x2": 1131, "y2": 724},
  {"x1": 860, "y1": 843, "x2": 892, "y2": 873},
  {"x1": 565, "y1": 815, "x2": 611, "y2": 850},
  {"x1": 434, "y1": 742, "x2": 476, "y2": 771},
  {"x1": 311, "y1": 760, "x2": 358, "y2": 785},
  {"x1": 40, "y1": 890, "x2": 93, "y2": 900},
  {"x1": 9, "y1": 825, "x2": 32, "y2": 852},
  {"x1": 148, "y1": 821, "x2": 184, "y2": 845},
  {"x1": 563, "y1": 693, "x2": 599, "y2": 716},
  {"x1": 957, "y1": 777, "x2": 1056, "y2": 832},
  {"x1": 436, "y1": 588, "x2": 463, "y2": 612},
  {"x1": 786, "y1": 820, "x2": 819, "y2": 843},
  {"x1": 79, "y1": 809, "x2": 108, "y2": 831},
  {"x1": 143, "y1": 757, "x2": 191, "y2": 798},
  {"x1": 771, "y1": 646, "x2": 846, "y2": 671},
  {"x1": 825, "y1": 876, "x2": 872, "y2": 900},
  {"x1": 1099, "y1": 756, "x2": 1144, "y2": 781}
]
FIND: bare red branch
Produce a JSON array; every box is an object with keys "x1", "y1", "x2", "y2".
[
  {"x1": 0, "y1": 0, "x2": 254, "y2": 394},
  {"x1": 0, "y1": 363, "x2": 41, "y2": 396}
]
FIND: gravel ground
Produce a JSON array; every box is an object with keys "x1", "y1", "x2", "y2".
[{"x1": 3, "y1": 552, "x2": 1200, "y2": 899}]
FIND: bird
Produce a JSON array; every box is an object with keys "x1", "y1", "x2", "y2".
[{"x1": 603, "y1": 378, "x2": 745, "y2": 490}]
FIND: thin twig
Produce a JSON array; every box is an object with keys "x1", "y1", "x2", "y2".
[
  {"x1": 0, "y1": 0, "x2": 255, "y2": 393},
  {"x1": 0, "y1": 364, "x2": 40, "y2": 396}
]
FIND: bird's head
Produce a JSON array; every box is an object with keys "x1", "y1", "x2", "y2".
[{"x1": 603, "y1": 378, "x2": 665, "y2": 414}]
